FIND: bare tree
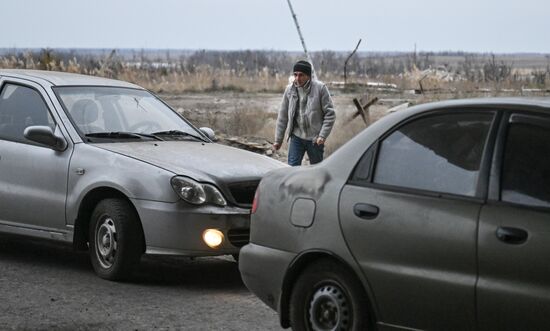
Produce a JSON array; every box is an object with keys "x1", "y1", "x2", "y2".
[{"x1": 483, "y1": 53, "x2": 512, "y2": 83}]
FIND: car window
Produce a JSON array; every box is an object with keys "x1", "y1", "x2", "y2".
[
  {"x1": 501, "y1": 116, "x2": 550, "y2": 208},
  {"x1": 373, "y1": 112, "x2": 494, "y2": 197},
  {"x1": 0, "y1": 84, "x2": 55, "y2": 143}
]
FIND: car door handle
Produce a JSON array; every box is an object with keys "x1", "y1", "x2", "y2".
[
  {"x1": 353, "y1": 203, "x2": 379, "y2": 220},
  {"x1": 496, "y1": 226, "x2": 528, "y2": 245}
]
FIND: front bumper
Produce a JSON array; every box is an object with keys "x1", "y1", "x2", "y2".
[
  {"x1": 239, "y1": 243, "x2": 296, "y2": 312},
  {"x1": 132, "y1": 198, "x2": 251, "y2": 256}
]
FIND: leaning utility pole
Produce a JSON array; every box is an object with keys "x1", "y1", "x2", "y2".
[
  {"x1": 286, "y1": 0, "x2": 316, "y2": 79},
  {"x1": 344, "y1": 38, "x2": 362, "y2": 86}
]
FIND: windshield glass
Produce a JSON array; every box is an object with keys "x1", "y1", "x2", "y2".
[{"x1": 54, "y1": 86, "x2": 202, "y2": 140}]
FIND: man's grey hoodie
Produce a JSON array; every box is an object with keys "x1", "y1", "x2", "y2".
[{"x1": 275, "y1": 79, "x2": 336, "y2": 144}]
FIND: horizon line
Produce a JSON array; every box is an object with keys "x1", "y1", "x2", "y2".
[{"x1": 1, "y1": 47, "x2": 549, "y2": 56}]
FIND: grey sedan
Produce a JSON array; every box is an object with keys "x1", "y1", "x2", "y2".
[
  {"x1": 0, "y1": 69, "x2": 284, "y2": 280},
  {"x1": 240, "y1": 98, "x2": 550, "y2": 330}
]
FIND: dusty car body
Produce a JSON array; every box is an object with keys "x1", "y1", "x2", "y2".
[
  {"x1": 240, "y1": 98, "x2": 550, "y2": 330},
  {"x1": 0, "y1": 69, "x2": 284, "y2": 280}
]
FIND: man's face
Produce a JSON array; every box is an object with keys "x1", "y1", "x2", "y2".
[{"x1": 293, "y1": 71, "x2": 310, "y2": 87}]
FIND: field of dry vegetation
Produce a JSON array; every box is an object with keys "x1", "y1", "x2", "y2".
[{"x1": 1, "y1": 48, "x2": 549, "y2": 160}]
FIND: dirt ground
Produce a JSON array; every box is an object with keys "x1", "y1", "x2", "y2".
[
  {"x1": 160, "y1": 90, "x2": 410, "y2": 126},
  {"x1": 0, "y1": 234, "x2": 280, "y2": 330},
  {"x1": 160, "y1": 90, "x2": 415, "y2": 162}
]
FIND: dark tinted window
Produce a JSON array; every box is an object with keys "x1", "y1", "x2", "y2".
[
  {"x1": 374, "y1": 113, "x2": 493, "y2": 197},
  {"x1": 501, "y1": 119, "x2": 550, "y2": 208},
  {"x1": 0, "y1": 84, "x2": 54, "y2": 142},
  {"x1": 351, "y1": 144, "x2": 375, "y2": 182}
]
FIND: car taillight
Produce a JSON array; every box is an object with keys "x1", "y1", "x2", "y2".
[{"x1": 251, "y1": 188, "x2": 259, "y2": 214}]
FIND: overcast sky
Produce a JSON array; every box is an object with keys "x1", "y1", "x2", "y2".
[{"x1": 1, "y1": 0, "x2": 548, "y2": 53}]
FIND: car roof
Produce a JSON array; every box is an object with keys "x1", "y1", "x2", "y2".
[
  {"x1": 325, "y1": 95, "x2": 550, "y2": 174},
  {"x1": 410, "y1": 97, "x2": 550, "y2": 112},
  {"x1": 0, "y1": 69, "x2": 143, "y2": 89}
]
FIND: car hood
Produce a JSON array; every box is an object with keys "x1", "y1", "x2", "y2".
[{"x1": 96, "y1": 141, "x2": 286, "y2": 183}]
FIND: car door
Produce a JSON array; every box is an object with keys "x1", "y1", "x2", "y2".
[
  {"x1": 477, "y1": 112, "x2": 550, "y2": 330},
  {"x1": 339, "y1": 111, "x2": 497, "y2": 330},
  {"x1": 0, "y1": 79, "x2": 71, "y2": 234}
]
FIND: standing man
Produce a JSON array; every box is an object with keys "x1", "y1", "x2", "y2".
[{"x1": 273, "y1": 60, "x2": 336, "y2": 166}]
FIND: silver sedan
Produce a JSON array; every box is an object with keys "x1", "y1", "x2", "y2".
[
  {"x1": 0, "y1": 69, "x2": 285, "y2": 280},
  {"x1": 240, "y1": 98, "x2": 550, "y2": 330}
]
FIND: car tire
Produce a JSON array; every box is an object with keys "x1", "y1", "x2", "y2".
[
  {"x1": 89, "y1": 198, "x2": 144, "y2": 280},
  {"x1": 289, "y1": 259, "x2": 370, "y2": 331}
]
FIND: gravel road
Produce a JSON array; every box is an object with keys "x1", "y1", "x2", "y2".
[{"x1": 0, "y1": 234, "x2": 281, "y2": 330}]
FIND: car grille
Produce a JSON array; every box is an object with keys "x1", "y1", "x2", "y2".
[
  {"x1": 227, "y1": 180, "x2": 259, "y2": 206},
  {"x1": 227, "y1": 228, "x2": 250, "y2": 248}
]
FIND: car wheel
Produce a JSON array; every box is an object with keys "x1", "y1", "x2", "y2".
[
  {"x1": 290, "y1": 259, "x2": 369, "y2": 331},
  {"x1": 89, "y1": 198, "x2": 144, "y2": 280}
]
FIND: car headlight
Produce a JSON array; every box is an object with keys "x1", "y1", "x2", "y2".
[{"x1": 171, "y1": 176, "x2": 227, "y2": 206}]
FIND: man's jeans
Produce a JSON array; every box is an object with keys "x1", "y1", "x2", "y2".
[{"x1": 288, "y1": 135, "x2": 324, "y2": 166}]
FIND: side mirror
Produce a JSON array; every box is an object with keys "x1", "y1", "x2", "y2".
[
  {"x1": 24, "y1": 126, "x2": 67, "y2": 151},
  {"x1": 199, "y1": 127, "x2": 216, "y2": 141}
]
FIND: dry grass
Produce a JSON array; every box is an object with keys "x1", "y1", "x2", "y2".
[
  {"x1": 117, "y1": 66, "x2": 290, "y2": 94},
  {"x1": 324, "y1": 113, "x2": 369, "y2": 156},
  {"x1": 3, "y1": 49, "x2": 549, "y2": 160},
  {"x1": 3, "y1": 49, "x2": 549, "y2": 94},
  {"x1": 218, "y1": 106, "x2": 367, "y2": 158},
  {"x1": 212, "y1": 106, "x2": 277, "y2": 137}
]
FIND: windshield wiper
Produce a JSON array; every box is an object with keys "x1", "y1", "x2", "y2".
[
  {"x1": 151, "y1": 130, "x2": 205, "y2": 141},
  {"x1": 85, "y1": 132, "x2": 163, "y2": 141}
]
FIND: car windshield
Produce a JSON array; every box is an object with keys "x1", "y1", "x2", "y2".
[{"x1": 54, "y1": 86, "x2": 204, "y2": 142}]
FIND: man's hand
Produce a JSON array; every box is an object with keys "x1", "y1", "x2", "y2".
[
  {"x1": 315, "y1": 137, "x2": 325, "y2": 145},
  {"x1": 273, "y1": 142, "x2": 281, "y2": 150}
]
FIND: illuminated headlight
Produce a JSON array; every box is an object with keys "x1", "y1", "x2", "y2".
[
  {"x1": 171, "y1": 176, "x2": 227, "y2": 206},
  {"x1": 203, "y1": 229, "x2": 224, "y2": 248}
]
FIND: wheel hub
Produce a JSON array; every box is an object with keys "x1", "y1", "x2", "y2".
[
  {"x1": 95, "y1": 217, "x2": 117, "y2": 269},
  {"x1": 309, "y1": 284, "x2": 350, "y2": 331}
]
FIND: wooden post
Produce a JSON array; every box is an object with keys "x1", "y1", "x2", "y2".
[
  {"x1": 418, "y1": 74, "x2": 427, "y2": 94},
  {"x1": 351, "y1": 96, "x2": 378, "y2": 125}
]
